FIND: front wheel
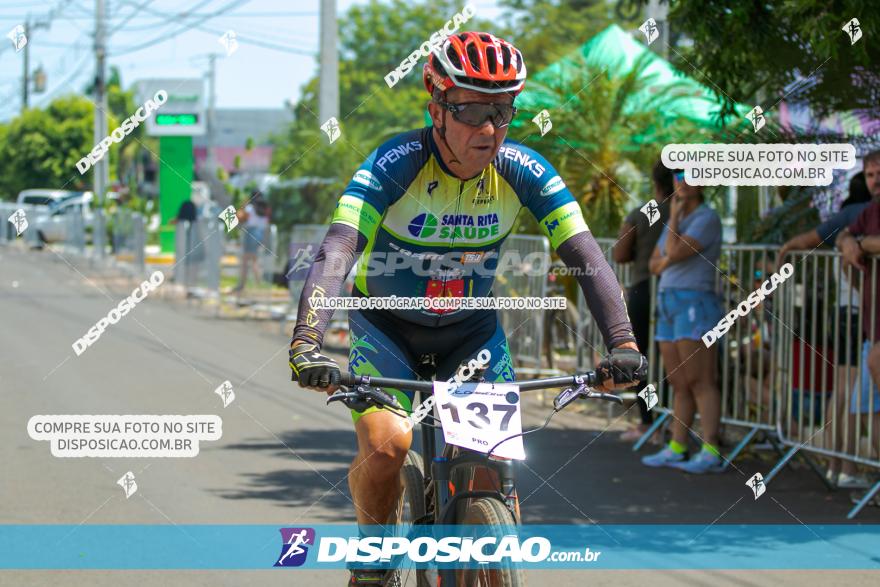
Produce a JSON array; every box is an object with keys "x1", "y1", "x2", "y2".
[
  {"x1": 453, "y1": 497, "x2": 524, "y2": 587},
  {"x1": 387, "y1": 450, "x2": 435, "y2": 587}
]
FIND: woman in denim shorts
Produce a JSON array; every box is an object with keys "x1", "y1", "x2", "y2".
[{"x1": 642, "y1": 170, "x2": 725, "y2": 473}]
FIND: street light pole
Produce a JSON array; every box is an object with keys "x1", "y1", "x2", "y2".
[{"x1": 93, "y1": 0, "x2": 108, "y2": 205}]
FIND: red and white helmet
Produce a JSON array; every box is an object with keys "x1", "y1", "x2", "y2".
[{"x1": 423, "y1": 32, "x2": 527, "y2": 97}]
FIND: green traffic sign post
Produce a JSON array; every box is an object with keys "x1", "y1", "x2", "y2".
[
  {"x1": 158, "y1": 136, "x2": 193, "y2": 253},
  {"x1": 136, "y1": 78, "x2": 206, "y2": 256}
]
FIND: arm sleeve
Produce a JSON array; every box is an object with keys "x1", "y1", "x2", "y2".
[
  {"x1": 556, "y1": 231, "x2": 637, "y2": 351},
  {"x1": 291, "y1": 223, "x2": 367, "y2": 348}
]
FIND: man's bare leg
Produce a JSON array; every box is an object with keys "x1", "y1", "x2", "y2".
[{"x1": 348, "y1": 410, "x2": 412, "y2": 526}]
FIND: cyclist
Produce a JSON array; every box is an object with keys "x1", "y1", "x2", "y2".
[{"x1": 288, "y1": 31, "x2": 647, "y2": 585}]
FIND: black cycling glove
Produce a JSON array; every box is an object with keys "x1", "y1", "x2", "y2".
[
  {"x1": 289, "y1": 342, "x2": 341, "y2": 389},
  {"x1": 597, "y1": 347, "x2": 648, "y2": 385}
]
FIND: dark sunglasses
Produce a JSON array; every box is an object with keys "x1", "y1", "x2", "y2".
[
  {"x1": 673, "y1": 171, "x2": 686, "y2": 181},
  {"x1": 436, "y1": 100, "x2": 518, "y2": 128}
]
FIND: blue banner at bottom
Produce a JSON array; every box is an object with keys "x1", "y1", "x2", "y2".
[{"x1": 1, "y1": 525, "x2": 879, "y2": 569}]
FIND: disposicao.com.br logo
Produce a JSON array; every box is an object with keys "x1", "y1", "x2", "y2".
[{"x1": 275, "y1": 527, "x2": 315, "y2": 567}]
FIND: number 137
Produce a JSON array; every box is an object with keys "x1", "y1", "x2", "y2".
[{"x1": 439, "y1": 401, "x2": 516, "y2": 431}]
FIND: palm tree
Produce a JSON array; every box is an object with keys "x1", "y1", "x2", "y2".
[{"x1": 512, "y1": 52, "x2": 714, "y2": 237}]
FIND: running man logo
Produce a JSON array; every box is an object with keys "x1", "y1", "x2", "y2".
[
  {"x1": 321, "y1": 117, "x2": 341, "y2": 144},
  {"x1": 218, "y1": 30, "x2": 238, "y2": 56},
  {"x1": 532, "y1": 110, "x2": 552, "y2": 136},
  {"x1": 843, "y1": 18, "x2": 862, "y2": 45},
  {"x1": 638, "y1": 384, "x2": 658, "y2": 411},
  {"x1": 640, "y1": 199, "x2": 660, "y2": 226},
  {"x1": 219, "y1": 206, "x2": 238, "y2": 232},
  {"x1": 746, "y1": 473, "x2": 766, "y2": 500},
  {"x1": 7, "y1": 24, "x2": 26, "y2": 52},
  {"x1": 639, "y1": 18, "x2": 659, "y2": 45},
  {"x1": 746, "y1": 106, "x2": 765, "y2": 133},
  {"x1": 544, "y1": 218, "x2": 560, "y2": 236},
  {"x1": 408, "y1": 213, "x2": 438, "y2": 238},
  {"x1": 8, "y1": 208, "x2": 28, "y2": 236},
  {"x1": 275, "y1": 528, "x2": 316, "y2": 567},
  {"x1": 214, "y1": 380, "x2": 235, "y2": 408},
  {"x1": 117, "y1": 471, "x2": 138, "y2": 499}
]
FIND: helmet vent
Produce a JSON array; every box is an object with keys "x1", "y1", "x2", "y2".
[{"x1": 466, "y1": 43, "x2": 481, "y2": 72}]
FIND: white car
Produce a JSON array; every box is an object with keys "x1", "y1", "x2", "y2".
[
  {"x1": 32, "y1": 192, "x2": 96, "y2": 244},
  {"x1": 16, "y1": 189, "x2": 92, "y2": 207}
]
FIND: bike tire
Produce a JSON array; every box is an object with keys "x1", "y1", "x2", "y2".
[
  {"x1": 388, "y1": 450, "x2": 435, "y2": 587},
  {"x1": 454, "y1": 497, "x2": 524, "y2": 587}
]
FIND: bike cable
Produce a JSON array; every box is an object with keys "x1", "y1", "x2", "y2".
[{"x1": 481, "y1": 407, "x2": 563, "y2": 496}]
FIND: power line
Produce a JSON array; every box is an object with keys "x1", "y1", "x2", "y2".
[
  {"x1": 0, "y1": 10, "x2": 318, "y2": 21},
  {"x1": 109, "y1": 0, "x2": 250, "y2": 56}
]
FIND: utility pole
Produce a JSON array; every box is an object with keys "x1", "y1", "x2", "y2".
[
  {"x1": 93, "y1": 0, "x2": 108, "y2": 205},
  {"x1": 206, "y1": 53, "x2": 217, "y2": 178},
  {"x1": 21, "y1": 21, "x2": 29, "y2": 111},
  {"x1": 21, "y1": 17, "x2": 51, "y2": 112},
  {"x1": 647, "y1": 0, "x2": 669, "y2": 59},
  {"x1": 318, "y1": 0, "x2": 338, "y2": 124}
]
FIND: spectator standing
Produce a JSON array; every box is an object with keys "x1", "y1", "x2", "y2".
[
  {"x1": 613, "y1": 161, "x2": 674, "y2": 441},
  {"x1": 643, "y1": 170, "x2": 724, "y2": 473},
  {"x1": 836, "y1": 151, "x2": 880, "y2": 473},
  {"x1": 777, "y1": 171, "x2": 873, "y2": 487},
  {"x1": 233, "y1": 193, "x2": 270, "y2": 295}
]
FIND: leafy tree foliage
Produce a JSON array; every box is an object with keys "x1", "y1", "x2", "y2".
[{"x1": 658, "y1": 0, "x2": 879, "y2": 121}]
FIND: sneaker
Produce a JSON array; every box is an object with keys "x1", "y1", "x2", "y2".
[
  {"x1": 620, "y1": 426, "x2": 648, "y2": 442},
  {"x1": 672, "y1": 448, "x2": 725, "y2": 474},
  {"x1": 838, "y1": 472, "x2": 872, "y2": 489},
  {"x1": 825, "y1": 469, "x2": 839, "y2": 485},
  {"x1": 348, "y1": 569, "x2": 400, "y2": 586},
  {"x1": 641, "y1": 446, "x2": 687, "y2": 468}
]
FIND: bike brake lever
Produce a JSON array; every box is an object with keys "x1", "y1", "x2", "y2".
[
  {"x1": 326, "y1": 385, "x2": 402, "y2": 413},
  {"x1": 553, "y1": 385, "x2": 585, "y2": 411},
  {"x1": 582, "y1": 389, "x2": 624, "y2": 405},
  {"x1": 553, "y1": 385, "x2": 623, "y2": 410}
]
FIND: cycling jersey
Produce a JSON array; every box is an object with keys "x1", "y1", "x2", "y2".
[
  {"x1": 292, "y1": 126, "x2": 636, "y2": 351},
  {"x1": 329, "y1": 126, "x2": 587, "y2": 327}
]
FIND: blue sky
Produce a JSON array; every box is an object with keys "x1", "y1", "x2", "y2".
[{"x1": 0, "y1": 0, "x2": 503, "y2": 121}]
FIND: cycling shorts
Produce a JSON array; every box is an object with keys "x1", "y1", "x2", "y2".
[{"x1": 347, "y1": 307, "x2": 516, "y2": 423}]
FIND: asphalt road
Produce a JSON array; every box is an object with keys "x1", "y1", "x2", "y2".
[{"x1": 1, "y1": 245, "x2": 878, "y2": 586}]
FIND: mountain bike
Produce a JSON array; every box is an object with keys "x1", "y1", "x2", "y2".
[{"x1": 330, "y1": 360, "x2": 622, "y2": 586}]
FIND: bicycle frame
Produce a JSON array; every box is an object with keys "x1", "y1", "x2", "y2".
[
  {"x1": 413, "y1": 389, "x2": 520, "y2": 523},
  {"x1": 336, "y1": 371, "x2": 614, "y2": 524}
]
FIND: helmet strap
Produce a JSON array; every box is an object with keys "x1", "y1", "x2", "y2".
[{"x1": 434, "y1": 90, "x2": 461, "y2": 167}]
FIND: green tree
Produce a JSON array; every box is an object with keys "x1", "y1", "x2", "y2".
[
  {"x1": 0, "y1": 95, "x2": 94, "y2": 199},
  {"x1": 496, "y1": 0, "x2": 625, "y2": 73},
  {"x1": 511, "y1": 53, "x2": 713, "y2": 237},
  {"x1": 658, "y1": 0, "x2": 879, "y2": 121},
  {"x1": 272, "y1": 0, "x2": 495, "y2": 225}
]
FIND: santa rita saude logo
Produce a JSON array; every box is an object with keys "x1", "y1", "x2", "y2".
[{"x1": 407, "y1": 213, "x2": 500, "y2": 239}]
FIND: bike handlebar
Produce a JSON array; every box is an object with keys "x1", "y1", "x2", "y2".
[{"x1": 337, "y1": 371, "x2": 603, "y2": 393}]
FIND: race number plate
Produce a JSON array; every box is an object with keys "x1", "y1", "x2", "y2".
[{"x1": 433, "y1": 381, "x2": 525, "y2": 460}]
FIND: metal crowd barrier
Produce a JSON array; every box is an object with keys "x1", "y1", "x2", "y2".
[
  {"x1": 1, "y1": 203, "x2": 41, "y2": 247},
  {"x1": 173, "y1": 217, "x2": 224, "y2": 298},
  {"x1": 494, "y1": 234, "x2": 550, "y2": 377},
  {"x1": 111, "y1": 209, "x2": 146, "y2": 274},
  {"x1": 764, "y1": 250, "x2": 880, "y2": 518},
  {"x1": 587, "y1": 239, "x2": 879, "y2": 518}
]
